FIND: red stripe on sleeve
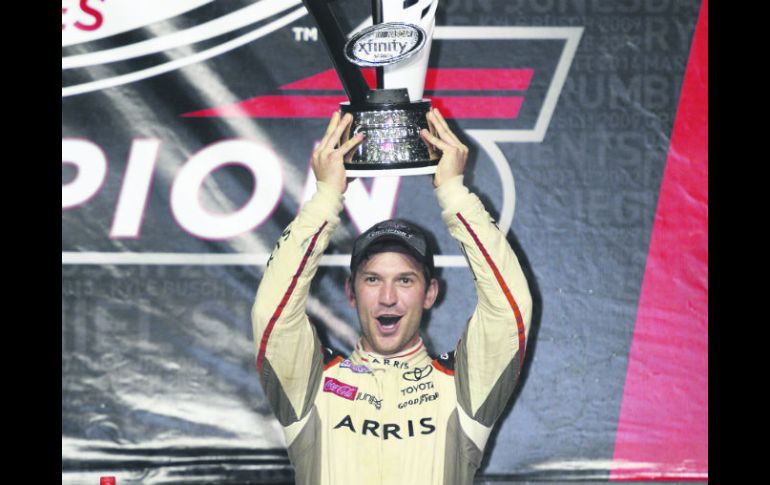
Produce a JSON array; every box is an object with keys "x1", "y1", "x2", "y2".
[
  {"x1": 431, "y1": 359, "x2": 455, "y2": 376},
  {"x1": 256, "y1": 222, "x2": 328, "y2": 372},
  {"x1": 455, "y1": 213, "x2": 526, "y2": 366}
]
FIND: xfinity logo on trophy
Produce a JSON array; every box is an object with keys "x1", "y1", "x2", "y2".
[{"x1": 345, "y1": 23, "x2": 426, "y2": 67}]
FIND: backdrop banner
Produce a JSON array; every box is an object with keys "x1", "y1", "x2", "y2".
[{"x1": 62, "y1": 0, "x2": 707, "y2": 483}]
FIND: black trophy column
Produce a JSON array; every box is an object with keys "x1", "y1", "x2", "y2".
[
  {"x1": 301, "y1": 0, "x2": 370, "y2": 103},
  {"x1": 371, "y1": 0, "x2": 384, "y2": 89}
]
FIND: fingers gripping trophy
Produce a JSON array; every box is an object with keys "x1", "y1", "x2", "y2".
[{"x1": 302, "y1": 0, "x2": 441, "y2": 177}]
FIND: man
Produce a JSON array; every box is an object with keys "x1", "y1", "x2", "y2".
[{"x1": 252, "y1": 108, "x2": 532, "y2": 484}]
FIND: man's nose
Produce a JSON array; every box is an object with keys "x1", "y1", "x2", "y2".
[{"x1": 379, "y1": 282, "x2": 397, "y2": 306}]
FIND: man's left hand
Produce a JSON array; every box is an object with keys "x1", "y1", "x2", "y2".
[{"x1": 420, "y1": 108, "x2": 469, "y2": 188}]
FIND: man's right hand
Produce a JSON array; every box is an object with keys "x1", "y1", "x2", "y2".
[{"x1": 311, "y1": 112, "x2": 365, "y2": 194}]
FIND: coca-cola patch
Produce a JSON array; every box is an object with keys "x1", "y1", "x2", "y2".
[{"x1": 324, "y1": 377, "x2": 358, "y2": 401}]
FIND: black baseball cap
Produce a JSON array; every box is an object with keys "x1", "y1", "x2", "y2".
[{"x1": 350, "y1": 219, "x2": 435, "y2": 279}]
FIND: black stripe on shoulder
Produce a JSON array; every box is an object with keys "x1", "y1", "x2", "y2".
[
  {"x1": 432, "y1": 350, "x2": 456, "y2": 372},
  {"x1": 322, "y1": 346, "x2": 345, "y2": 366}
]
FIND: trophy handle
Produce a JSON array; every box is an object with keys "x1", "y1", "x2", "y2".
[{"x1": 301, "y1": 0, "x2": 371, "y2": 104}]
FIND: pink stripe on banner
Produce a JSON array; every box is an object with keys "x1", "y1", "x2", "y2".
[
  {"x1": 278, "y1": 68, "x2": 533, "y2": 91},
  {"x1": 610, "y1": 0, "x2": 707, "y2": 481},
  {"x1": 183, "y1": 95, "x2": 524, "y2": 119},
  {"x1": 424, "y1": 68, "x2": 533, "y2": 90},
  {"x1": 279, "y1": 68, "x2": 377, "y2": 90}
]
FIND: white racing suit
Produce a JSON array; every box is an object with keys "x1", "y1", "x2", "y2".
[{"x1": 252, "y1": 176, "x2": 532, "y2": 485}]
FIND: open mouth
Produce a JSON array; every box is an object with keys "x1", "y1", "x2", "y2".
[
  {"x1": 377, "y1": 315, "x2": 402, "y2": 327},
  {"x1": 376, "y1": 315, "x2": 403, "y2": 335}
]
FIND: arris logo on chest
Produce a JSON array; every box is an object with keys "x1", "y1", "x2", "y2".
[{"x1": 333, "y1": 415, "x2": 435, "y2": 440}]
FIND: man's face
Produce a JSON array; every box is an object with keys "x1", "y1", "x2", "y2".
[{"x1": 345, "y1": 251, "x2": 439, "y2": 356}]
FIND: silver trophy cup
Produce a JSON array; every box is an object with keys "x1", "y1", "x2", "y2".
[{"x1": 302, "y1": 0, "x2": 440, "y2": 177}]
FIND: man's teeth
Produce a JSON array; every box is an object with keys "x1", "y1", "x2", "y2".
[{"x1": 377, "y1": 316, "x2": 401, "y2": 326}]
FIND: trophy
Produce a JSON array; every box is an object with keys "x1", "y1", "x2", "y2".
[{"x1": 302, "y1": 0, "x2": 440, "y2": 177}]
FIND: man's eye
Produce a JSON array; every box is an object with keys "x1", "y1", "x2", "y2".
[
  {"x1": 365, "y1": 276, "x2": 378, "y2": 283},
  {"x1": 400, "y1": 277, "x2": 413, "y2": 284}
]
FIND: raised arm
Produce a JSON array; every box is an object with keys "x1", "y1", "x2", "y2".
[
  {"x1": 421, "y1": 109, "x2": 533, "y2": 429},
  {"x1": 252, "y1": 113, "x2": 364, "y2": 426}
]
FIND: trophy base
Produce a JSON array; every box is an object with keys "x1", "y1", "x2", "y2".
[
  {"x1": 345, "y1": 164, "x2": 437, "y2": 178},
  {"x1": 341, "y1": 91, "x2": 440, "y2": 177}
]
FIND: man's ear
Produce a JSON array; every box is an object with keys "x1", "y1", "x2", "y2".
[
  {"x1": 423, "y1": 278, "x2": 439, "y2": 310},
  {"x1": 345, "y1": 277, "x2": 357, "y2": 309}
]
